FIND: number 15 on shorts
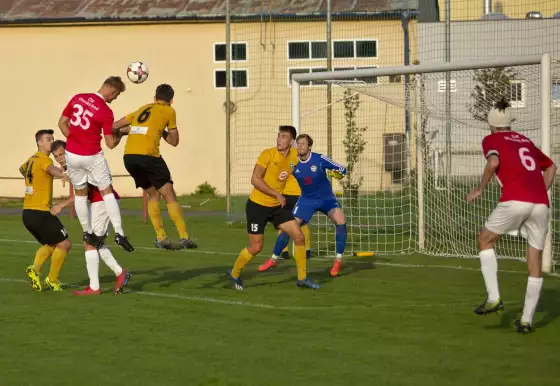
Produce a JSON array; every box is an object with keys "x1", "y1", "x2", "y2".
[{"x1": 251, "y1": 223, "x2": 259, "y2": 232}]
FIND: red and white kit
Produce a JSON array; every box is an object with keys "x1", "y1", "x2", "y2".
[
  {"x1": 482, "y1": 131, "x2": 553, "y2": 250},
  {"x1": 87, "y1": 184, "x2": 121, "y2": 237},
  {"x1": 62, "y1": 93, "x2": 114, "y2": 190}
]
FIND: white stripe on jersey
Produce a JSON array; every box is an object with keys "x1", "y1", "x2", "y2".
[{"x1": 320, "y1": 154, "x2": 346, "y2": 172}]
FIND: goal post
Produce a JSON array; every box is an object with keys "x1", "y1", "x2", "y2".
[{"x1": 291, "y1": 54, "x2": 556, "y2": 272}]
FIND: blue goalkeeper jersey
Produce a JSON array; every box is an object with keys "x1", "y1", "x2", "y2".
[{"x1": 293, "y1": 152, "x2": 346, "y2": 200}]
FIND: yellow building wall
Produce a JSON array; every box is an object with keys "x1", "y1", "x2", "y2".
[{"x1": 0, "y1": 19, "x2": 414, "y2": 198}]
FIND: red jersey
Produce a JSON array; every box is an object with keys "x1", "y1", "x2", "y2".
[
  {"x1": 482, "y1": 131, "x2": 553, "y2": 206},
  {"x1": 88, "y1": 183, "x2": 120, "y2": 203},
  {"x1": 62, "y1": 93, "x2": 114, "y2": 156}
]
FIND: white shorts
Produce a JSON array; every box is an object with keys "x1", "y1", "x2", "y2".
[
  {"x1": 66, "y1": 150, "x2": 112, "y2": 191},
  {"x1": 88, "y1": 200, "x2": 118, "y2": 237},
  {"x1": 485, "y1": 200, "x2": 549, "y2": 250}
]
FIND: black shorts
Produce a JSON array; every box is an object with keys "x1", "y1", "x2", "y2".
[
  {"x1": 123, "y1": 154, "x2": 173, "y2": 190},
  {"x1": 22, "y1": 209, "x2": 68, "y2": 246},
  {"x1": 284, "y1": 195, "x2": 300, "y2": 212},
  {"x1": 246, "y1": 199, "x2": 294, "y2": 235}
]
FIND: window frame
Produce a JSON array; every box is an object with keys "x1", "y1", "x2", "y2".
[
  {"x1": 214, "y1": 68, "x2": 249, "y2": 89},
  {"x1": 213, "y1": 41, "x2": 248, "y2": 63}
]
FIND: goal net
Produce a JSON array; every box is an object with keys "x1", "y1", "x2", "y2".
[{"x1": 291, "y1": 55, "x2": 560, "y2": 270}]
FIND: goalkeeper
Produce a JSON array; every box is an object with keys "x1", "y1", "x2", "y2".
[{"x1": 259, "y1": 134, "x2": 348, "y2": 277}]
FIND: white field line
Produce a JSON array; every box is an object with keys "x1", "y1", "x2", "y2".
[{"x1": 0, "y1": 238, "x2": 540, "y2": 276}]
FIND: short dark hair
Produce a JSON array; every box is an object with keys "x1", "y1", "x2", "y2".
[
  {"x1": 51, "y1": 140, "x2": 66, "y2": 152},
  {"x1": 103, "y1": 76, "x2": 126, "y2": 92},
  {"x1": 494, "y1": 97, "x2": 511, "y2": 111},
  {"x1": 35, "y1": 129, "x2": 54, "y2": 143},
  {"x1": 279, "y1": 125, "x2": 297, "y2": 139},
  {"x1": 156, "y1": 84, "x2": 174, "y2": 102},
  {"x1": 296, "y1": 134, "x2": 313, "y2": 147}
]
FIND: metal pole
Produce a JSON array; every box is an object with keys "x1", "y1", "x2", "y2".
[
  {"x1": 292, "y1": 80, "x2": 301, "y2": 132},
  {"x1": 326, "y1": 0, "x2": 333, "y2": 158},
  {"x1": 445, "y1": 0, "x2": 452, "y2": 187},
  {"x1": 225, "y1": 0, "x2": 232, "y2": 220},
  {"x1": 541, "y1": 53, "x2": 553, "y2": 273},
  {"x1": 402, "y1": 12, "x2": 411, "y2": 180}
]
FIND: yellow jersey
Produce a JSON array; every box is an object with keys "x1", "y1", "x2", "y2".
[
  {"x1": 124, "y1": 101, "x2": 177, "y2": 157},
  {"x1": 249, "y1": 147, "x2": 298, "y2": 207},
  {"x1": 20, "y1": 152, "x2": 54, "y2": 211},
  {"x1": 283, "y1": 175, "x2": 301, "y2": 196}
]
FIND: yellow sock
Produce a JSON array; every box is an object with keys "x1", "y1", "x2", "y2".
[
  {"x1": 48, "y1": 247, "x2": 68, "y2": 283},
  {"x1": 167, "y1": 202, "x2": 189, "y2": 240},
  {"x1": 301, "y1": 224, "x2": 311, "y2": 250},
  {"x1": 231, "y1": 248, "x2": 254, "y2": 278},
  {"x1": 148, "y1": 201, "x2": 167, "y2": 240},
  {"x1": 280, "y1": 230, "x2": 289, "y2": 254},
  {"x1": 33, "y1": 245, "x2": 54, "y2": 273},
  {"x1": 294, "y1": 244, "x2": 307, "y2": 280}
]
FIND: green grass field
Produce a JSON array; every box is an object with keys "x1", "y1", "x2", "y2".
[{"x1": 1, "y1": 203, "x2": 559, "y2": 386}]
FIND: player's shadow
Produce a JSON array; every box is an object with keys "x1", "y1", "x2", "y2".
[
  {"x1": 125, "y1": 265, "x2": 235, "y2": 290},
  {"x1": 200, "y1": 264, "x2": 296, "y2": 289},
  {"x1": 534, "y1": 287, "x2": 560, "y2": 328},
  {"x1": 484, "y1": 287, "x2": 560, "y2": 331},
  {"x1": 76, "y1": 266, "x2": 174, "y2": 288}
]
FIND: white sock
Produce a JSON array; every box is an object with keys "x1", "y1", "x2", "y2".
[
  {"x1": 521, "y1": 276, "x2": 543, "y2": 325},
  {"x1": 74, "y1": 195, "x2": 91, "y2": 232},
  {"x1": 102, "y1": 193, "x2": 124, "y2": 235},
  {"x1": 479, "y1": 248, "x2": 500, "y2": 302},
  {"x1": 271, "y1": 254, "x2": 279, "y2": 261},
  {"x1": 98, "y1": 247, "x2": 123, "y2": 276},
  {"x1": 336, "y1": 254, "x2": 343, "y2": 260},
  {"x1": 85, "y1": 250, "x2": 100, "y2": 291}
]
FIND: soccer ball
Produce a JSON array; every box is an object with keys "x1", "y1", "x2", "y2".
[{"x1": 127, "y1": 61, "x2": 149, "y2": 84}]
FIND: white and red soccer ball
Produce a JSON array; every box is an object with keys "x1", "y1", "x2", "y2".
[{"x1": 127, "y1": 61, "x2": 149, "y2": 84}]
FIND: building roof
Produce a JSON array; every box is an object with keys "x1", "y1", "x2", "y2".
[{"x1": 0, "y1": 0, "x2": 417, "y2": 23}]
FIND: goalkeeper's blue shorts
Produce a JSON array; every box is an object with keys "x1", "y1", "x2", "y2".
[{"x1": 293, "y1": 196, "x2": 341, "y2": 224}]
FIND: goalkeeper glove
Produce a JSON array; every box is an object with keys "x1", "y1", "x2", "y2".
[{"x1": 327, "y1": 170, "x2": 345, "y2": 180}]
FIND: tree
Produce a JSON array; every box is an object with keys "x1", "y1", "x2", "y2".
[
  {"x1": 469, "y1": 67, "x2": 517, "y2": 122},
  {"x1": 341, "y1": 89, "x2": 367, "y2": 212}
]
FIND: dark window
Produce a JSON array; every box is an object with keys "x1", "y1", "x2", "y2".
[
  {"x1": 232, "y1": 70, "x2": 248, "y2": 88},
  {"x1": 215, "y1": 70, "x2": 226, "y2": 87},
  {"x1": 334, "y1": 41, "x2": 354, "y2": 58},
  {"x1": 215, "y1": 70, "x2": 248, "y2": 88},
  {"x1": 289, "y1": 42, "x2": 310, "y2": 59},
  {"x1": 232, "y1": 43, "x2": 247, "y2": 61},
  {"x1": 311, "y1": 42, "x2": 328, "y2": 59},
  {"x1": 214, "y1": 44, "x2": 226, "y2": 62},
  {"x1": 356, "y1": 40, "x2": 377, "y2": 58}
]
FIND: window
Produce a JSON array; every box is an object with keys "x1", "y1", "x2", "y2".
[
  {"x1": 311, "y1": 68, "x2": 328, "y2": 85},
  {"x1": 311, "y1": 41, "x2": 328, "y2": 59},
  {"x1": 288, "y1": 42, "x2": 310, "y2": 59},
  {"x1": 333, "y1": 41, "x2": 354, "y2": 58},
  {"x1": 356, "y1": 40, "x2": 377, "y2": 58},
  {"x1": 215, "y1": 70, "x2": 248, "y2": 88},
  {"x1": 389, "y1": 75, "x2": 402, "y2": 83},
  {"x1": 288, "y1": 40, "x2": 377, "y2": 60},
  {"x1": 508, "y1": 80, "x2": 525, "y2": 108},
  {"x1": 553, "y1": 79, "x2": 560, "y2": 107},
  {"x1": 214, "y1": 42, "x2": 247, "y2": 62}
]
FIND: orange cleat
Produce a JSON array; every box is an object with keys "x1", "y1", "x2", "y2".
[
  {"x1": 114, "y1": 270, "x2": 131, "y2": 295},
  {"x1": 258, "y1": 258, "x2": 277, "y2": 272},
  {"x1": 330, "y1": 259, "x2": 342, "y2": 277},
  {"x1": 73, "y1": 286, "x2": 101, "y2": 296}
]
